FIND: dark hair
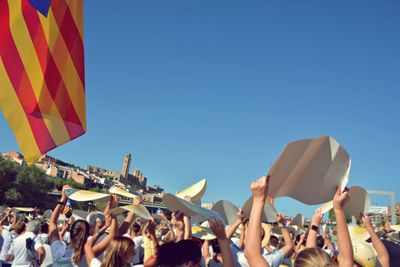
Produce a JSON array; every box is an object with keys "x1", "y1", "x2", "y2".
[
  {"x1": 156, "y1": 242, "x2": 177, "y2": 266},
  {"x1": 11, "y1": 221, "x2": 26, "y2": 235},
  {"x1": 316, "y1": 235, "x2": 325, "y2": 248},
  {"x1": 70, "y1": 219, "x2": 90, "y2": 264},
  {"x1": 269, "y1": 236, "x2": 279, "y2": 247},
  {"x1": 175, "y1": 240, "x2": 202, "y2": 265},
  {"x1": 156, "y1": 240, "x2": 201, "y2": 266},
  {"x1": 40, "y1": 222, "x2": 49, "y2": 234},
  {"x1": 131, "y1": 222, "x2": 141, "y2": 233}
]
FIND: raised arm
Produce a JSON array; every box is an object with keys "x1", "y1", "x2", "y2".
[
  {"x1": 92, "y1": 195, "x2": 119, "y2": 256},
  {"x1": 294, "y1": 232, "x2": 306, "y2": 255},
  {"x1": 333, "y1": 187, "x2": 353, "y2": 267},
  {"x1": 226, "y1": 210, "x2": 245, "y2": 240},
  {"x1": 238, "y1": 222, "x2": 246, "y2": 249},
  {"x1": 306, "y1": 209, "x2": 322, "y2": 248},
  {"x1": 119, "y1": 212, "x2": 134, "y2": 236},
  {"x1": 202, "y1": 240, "x2": 212, "y2": 266},
  {"x1": 363, "y1": 215, "x2": 389, "y2": 267},
  {"x1": 209, "y1": 218, "x2": 234, "y2": 267},
  {"x1": 244, "y1": 176, "x2": 270, "y2": 267},
  {"x1": 146, "y1": 219, "x2": 159, "y2": 254},
  {"x1": 49, "y1": 185, "x2": 70, "y2": 245},
  {"x1": 183, "y1": 215, "x2": 192, "y2": 240},
  {"x1": 171, "y1": 212, "x2": 185, "y2": 242},
  {"x1": 277, "y1": 213, "x2": 294, "y2": 257}
]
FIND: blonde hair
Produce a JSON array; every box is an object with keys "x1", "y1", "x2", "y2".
[
  {"x1": 294, "y1": 247, "x2": 337, "y2": 267},
  {"x1": 101, "y1": 237, "x2": 135, "y2": 267}
]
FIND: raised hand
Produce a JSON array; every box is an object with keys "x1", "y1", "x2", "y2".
[
  {"x1": 147, "y1": 219, "x2": 157, "y2": 235},
  {"x1": 237, "y1": 210, "x2": 245, "y2": 223},
  {"x1": 362, "y1": 214, "x2": 373, "y2": 230},
  {"x1": 109, "y1": 195, "x2": 120, "y2": 209},
  {"x1": 333, "y1": 187, "x2": 349, "y2": 211},
  {"x1": 61, "y1": 185, "x2": 71, "y2": 201},
  {"x1": 250, "y1": 175, "x2": 270, "y2": 201},
  {"x1": 209, "y1": 218, "x2": 227, "y2": 241},
  {"x1": 311, "y1": 208, "x2": 323, "y2": 226},
  {"x1": 171, "y1": 211, "x2": 184, "y2": 232}
]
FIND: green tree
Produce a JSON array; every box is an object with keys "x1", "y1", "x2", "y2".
[
  {"x1": 4, "y1": 188, "x2": 22, "y2": 207},
  {"x1": 11, "y1": 164, "x2": 53, "y2": 208},
  {"x1": 0, "y1": 158, "x2": 18, "y2": 203}
]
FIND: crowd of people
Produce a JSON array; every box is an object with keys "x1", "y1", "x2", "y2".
[{"x1": 0, "y1": 177, "x2": 399, "y2": 267}]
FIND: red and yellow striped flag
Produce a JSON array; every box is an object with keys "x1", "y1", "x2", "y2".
[{"x1": 0, "y1": 0, "x2": 86, "y2": 164}]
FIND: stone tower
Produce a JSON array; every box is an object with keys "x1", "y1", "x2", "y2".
[{"x1": 121, "y1": 153, "x2": 131, "y2": 178}]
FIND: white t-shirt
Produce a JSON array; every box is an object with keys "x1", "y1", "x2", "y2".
[
  {"x1": 0, "y1": 229, "x2": 16, "y2": 262},
  {"x1": 38, "y1": 234, "x2": 48, "y2": 245},
  {"x1": 8, "y1": 232, "x2": 43, "y2": 267},
  {"x1": 231, "y1": 245, "x2": 284, "y2": 267}
]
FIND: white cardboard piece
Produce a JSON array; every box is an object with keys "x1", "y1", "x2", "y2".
[
  {"x1": 109, "y1": 186, "x2": 139, "y2": 199},
  {"x1": 349, "y1": 226, "x2": 371, "y2": 242},
  {"x1": 268, "y1": 136, "x2": 351, "y2": 205},
  {"x1": 162, "y1": 193, "x2": 223, "y2": 223},
  {"x1": 390, "y1": 225, "x2": 400, "y2": 232},
  {"x1": 211, "y1": 200, "x2": 240, "y2": 226},
  {"x1": 289, "y1": 213, "x2": 304, "y2": 227},
  {"x1": 12, "y1": 207, "x2": 35, "y2": 212},
  {"x1": 344, "y1": 186, "x2": 370, "y2": 216},
  {"x1": 109, "y1": 204, "x2": 151, "y2": 220},
  {"x1": 175, "y1": 178, "x2": 207, "y2": 203},
  {"x1": 319, "y1": 201, "x2": 334, "y2": 214},
  {"x1": 65, "y1": 188, "x2": 111, "y2": 202},
  {"x1": 242, "y1": 196, "x2": 277, "y2": 223},
  {"x1": 192, "y1": 226, "x2": 216, "y2": 240},
  {"x1": 272, "y1": 225, "x2": 296, "y2": 236}
]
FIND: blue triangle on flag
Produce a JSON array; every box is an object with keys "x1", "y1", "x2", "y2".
[{"x1": 28, "y1": 0, "x2": 52, "y2": 17}]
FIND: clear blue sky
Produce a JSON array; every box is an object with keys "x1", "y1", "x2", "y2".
[{"x1": 1, "y1": 0, "x2": 399, "y2": 217}]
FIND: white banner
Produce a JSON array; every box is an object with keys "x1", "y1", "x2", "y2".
[{"x1": 368, "y1": 206, "x2": 388, "y2": 214}]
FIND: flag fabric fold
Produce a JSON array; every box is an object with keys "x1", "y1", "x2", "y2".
[{"x1": 0, "y1": 0, "x2": 86, "y2": 164}]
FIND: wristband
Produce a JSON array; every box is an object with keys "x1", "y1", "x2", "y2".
[
  {"x1": 57, "y1": 201, "x2": 66, "y2": 206},
  {"x1": 311, "y1": 225, "x2": 319, "y2": 232}
]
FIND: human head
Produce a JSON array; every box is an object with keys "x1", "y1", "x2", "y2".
[
  {"x1": 40, "y1": 221, "x2": 49, "y2": 235},
  {"x1": 294, "y1": 247, "x2": 336, "y2": 267},
  {"x1": 70, "y1": 219, "x2": 90, "y2": 263},
  {"x1": 316, "y1": 235, "x2": 325, "y2": 248},
  {"x1": 102, "y1": 237, "x2": 135, "y2": 267},
  {"x1": 26, "y1": 219, "x2": 41, "y2": 235},
  {"x1": 175, "y1": 240, "x2": 202, "y2": 266},
  {"x1": 131, "y1": 222, "x2": 141, "y2": 234},
  {"x1": 269, "y1": 235, "x2": 279, "y2": 248},
  {"x1": 156, "y1": 240, "x2": 202, "y2": 267},
  {"x1": 11, "y1": 221, "x2": 26, "y2": 235}
]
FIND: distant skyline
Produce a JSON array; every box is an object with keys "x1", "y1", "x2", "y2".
[{"x1": 1, "y1": 0, "x2": 399, "y2": 217}]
